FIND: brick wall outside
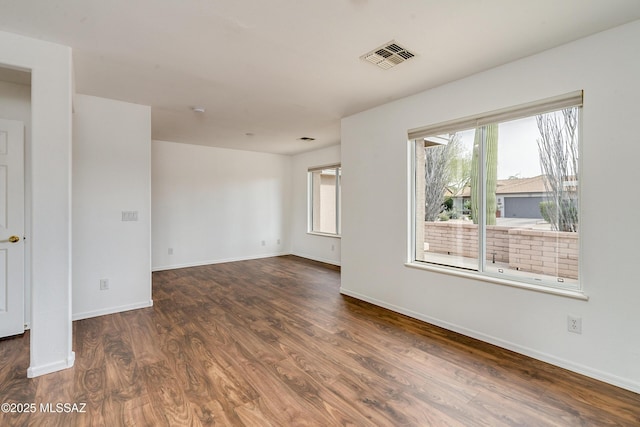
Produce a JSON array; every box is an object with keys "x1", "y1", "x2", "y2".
[
  {"x1": 424, "y1": 222, "x2": 578, "y2": 279},
  {"x1": 508, "y1": 229, "x2": 578, "y2": 279},
  {"x1": 423, "y1": 222, "x2": 479, "y2": 259},
  {"x1": 486, "y1": 227, "x2": 510, "y2": 264}
]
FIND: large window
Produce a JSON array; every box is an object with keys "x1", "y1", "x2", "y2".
[
  {"x1": 410, "y1": 92, "x2": 581, "y2": 290},
  {"x1": 309, "y1": 165, "x2": 341, "y2": 236}
]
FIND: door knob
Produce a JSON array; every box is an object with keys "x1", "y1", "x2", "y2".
[{"x1": 8, "y1": 235, "x2": 20, "y2": 243}]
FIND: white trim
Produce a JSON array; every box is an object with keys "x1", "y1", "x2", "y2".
[
  {"x1": 404, "y1": 261, "x2": 587, "y2": 300},
  {"x1": 152, "y1": 252, "x2": 290, "y2": 272},
  {"x1": 339, "y1": 288, "x2": 638, "y2": 394},
  {"x1": 27, "y1": 351, "x2": 75, "y2": 378},
  {"x1": 72, "y1": 300, "x2": 153, "y2": 321},
  {"x1": 290, "y1": 251, "x2": 341, "y2": 267},
  {"x1": 307, "y1": 163, "x2": 341, "y2": 172},
  {"x1": 407, "y1": 140, "x2": 417, "y2": 264},
  {"x1": 306, "y1": 231, "x2": 341, "y2": 238},
  {"x1": 308, "y1": 165, "x2": 342, "y2": 236}
]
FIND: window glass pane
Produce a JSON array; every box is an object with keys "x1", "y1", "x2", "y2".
[
  {"x1": 311, "y1": 168, "x2": 338, "y2": 234},
  {"x1": 414, "y1": 105, "x2": 579, "y2": 289},
  {"x1": 417, "y1": 128, "x2": 477, "y2": 270},
  {"x1": 484, "y1": 109, "x2": 579, "y2": 286}
]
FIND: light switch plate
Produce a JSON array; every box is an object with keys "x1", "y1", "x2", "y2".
[{"x1": 122, "y1": 211, "x2": 138, "y2": 221}]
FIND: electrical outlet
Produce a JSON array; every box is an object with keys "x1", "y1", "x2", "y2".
[
  {"x1": 261, "y1": 240, "x2": 266, "y2": 246},
  {"x1": 277, "y1": 238, "x2": 281, "y2": 245},
  {"x1": 567, "y1": 315, "x2": 582, "y2": 334},
  {"x1": 100, "y1": 279, "x2": 109, "y2": 291},
  {"x1": 168, "y1": 247, "x2": 174, "y2": 255}
]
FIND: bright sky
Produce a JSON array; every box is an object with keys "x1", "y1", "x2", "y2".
[{"x1": 458, "y1": 116, "x2": 543, "y2": 180}]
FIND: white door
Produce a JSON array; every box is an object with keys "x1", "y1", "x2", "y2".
[{"x1": 0, "y1": 118, "x2": 25, "y2": 338}]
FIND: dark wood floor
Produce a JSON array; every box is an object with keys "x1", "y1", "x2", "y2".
[{"x1": 1, "y1": 256, "x2": 639, "y2": 426}]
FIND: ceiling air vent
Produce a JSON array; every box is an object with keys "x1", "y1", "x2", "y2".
[{"x1": 361, "y1": 41, "x2": 416, "y2": 70}]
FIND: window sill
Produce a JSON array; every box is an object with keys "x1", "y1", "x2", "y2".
[
  {"x1": 307, "y1": 231, "x2": 341, "y2": 238},
  {"x1": 404, "y1": 261, "x2": 588, "y2": 301}
]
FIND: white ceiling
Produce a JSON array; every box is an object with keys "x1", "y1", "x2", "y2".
[{"x1": 1, "y1": 1, "x2": 639, "y2": 155}]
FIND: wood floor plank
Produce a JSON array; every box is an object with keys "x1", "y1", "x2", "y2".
[
  {"x1": 142, "y1": 360, "x2": 203, "y2": 427},
  {"x1": 217, "y1": 343, "x2": 333, "y2": 426},
  {"x1": 234, "y1": 398, "x2": 277, "y2": 427},
  {"x1": 1, "y1": 255, "x2": 639, "y2": 426},
  {"x1": 124, "y1": 307, "x2": 167, "y2": 365}
]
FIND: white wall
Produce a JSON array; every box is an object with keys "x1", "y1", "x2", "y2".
[
  {"x1": 152, "y1": 140, "x2": 291, "y2": 270},
  {"x1": 290, "y1": 145, "x2": 341, "y2": 265},
  {"x1": 0, "y1": 30, "x2": 74, "y2": 377},
  {"x1": 72, "y1": 94, "x2": 152, "y2": 319},
  {"x1": 341, "y1": 20, "x2": 640, "y2": 392},
  {"x1": 0, "y1": 79, "x2": 32, "y2": 327}
]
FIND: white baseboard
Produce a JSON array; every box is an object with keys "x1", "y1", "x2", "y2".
[
  {"x1": 72, "y1": 300, "x2": 153, "y2": 321},
  {"x1": 339, "y1": 287, "x2": 640, "y2": 394},
  {"x1": 152, "y1": 252, "x2": 290, "y2": 272},
  {"x1": 290, "y1": 251, "x2": 341, "y2": 266},
  {"x1": 27, "y1": 351, "x2": 75, "y2": 378}
]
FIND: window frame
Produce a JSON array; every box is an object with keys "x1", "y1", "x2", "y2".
[
  {"x1": 407, "y1": 92, "x2": 587, "y2": 299},
  {"x1": 308, "y1": 164, "x2": 341, "y2": 237}
]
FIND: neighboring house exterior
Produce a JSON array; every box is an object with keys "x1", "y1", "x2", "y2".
[
  {"x1": 496, "y1": 175, "x2": 547, "y2": 219},
  {"x1": 454, "y1": 175, "x2": 547, "y2": 219}
]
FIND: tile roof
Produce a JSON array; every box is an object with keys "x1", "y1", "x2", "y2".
[{"x1": 458, "y1": 175, "x2": 547, "y2": 197}]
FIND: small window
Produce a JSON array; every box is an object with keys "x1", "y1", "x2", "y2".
[
  {"x1": 309, "y1": 165, "x2": 341, "y2": 236},
  {"x1": 410, "y1": 92, "x2": 581, "y2": 290}
]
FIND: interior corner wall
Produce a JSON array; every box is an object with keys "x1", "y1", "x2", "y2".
[
  {"x1": 72, "y1": 94, "x2": 152, "y2": 320},
  {"x1": 290, "y1": 145, "x2": 341, "y2": 265},
  {"x1": 151, "y1": 140, "x2": 291, "y2": 271},
  {"x1": 0, "y1": 30, "x2": 74, "y2": 377},
  {"x1": 340, "y1": 20, "x2": 640, "y2": 393}
]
